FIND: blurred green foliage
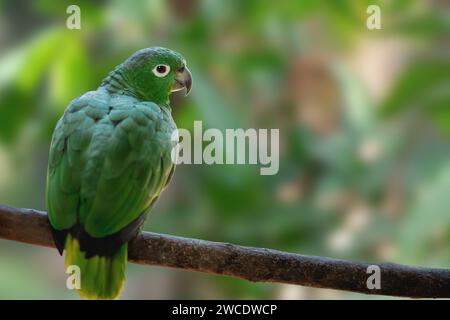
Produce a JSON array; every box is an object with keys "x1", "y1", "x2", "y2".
[{"x1": 0, "y1": 0, "x2": 449, "y2": 299}]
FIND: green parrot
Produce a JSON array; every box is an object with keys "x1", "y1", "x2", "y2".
[{"x1": 46, "y1": 47, "x2": 192, "y2": 299}]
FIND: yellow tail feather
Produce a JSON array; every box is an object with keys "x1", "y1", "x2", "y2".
[{"x1": 64, "y1": 234, "x2": 127, "y2": 299}]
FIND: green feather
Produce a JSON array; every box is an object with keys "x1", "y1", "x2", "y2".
[
  {"x1": 46, "y1": 47, "x2": 189, "y2": 299},
  {"x1": 65, "y1": 234, "x2": 127, "y2": 299}
]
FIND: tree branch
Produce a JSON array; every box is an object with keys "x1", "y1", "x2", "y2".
[{"x1": 0, "y1": 204, "x2": 449, "y2": 298}]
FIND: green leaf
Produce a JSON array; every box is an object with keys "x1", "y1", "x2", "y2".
[
  {"x1": 48, "y1": 33, "x2": 93, "y2": 112},
  {"x1": 381, "y1": 60, "x2": 450, "y2": 116},
  {"x1": 380, "y1": 59, "x2": 450, "y2": 135}
]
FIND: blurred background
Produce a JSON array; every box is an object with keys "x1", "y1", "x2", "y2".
[{"x1": 0, "y1": 0, "x2": 449, "y2": 299}]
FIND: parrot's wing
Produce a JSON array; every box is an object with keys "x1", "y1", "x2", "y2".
[
  {"x1": 79, "y1": 98, "x2": 176, "y2": 238},
  {"x1": 46, "y1": 92, "x2": 102, "y2": 253},
  {"x1": 47, "y1": 92, "x2": 176, "y2": 249},
  {"x1": 46, "y1": 94, "x2": 96, "y2": 231}
]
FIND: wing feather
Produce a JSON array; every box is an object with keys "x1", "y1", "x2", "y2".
[{"x1": 47, "y1": 91, "x2": 176, "y2": 239}]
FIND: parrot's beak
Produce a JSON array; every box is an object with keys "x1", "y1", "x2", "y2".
[{"x1": 171, "y1": 66, "x2": 192, "y2": 95}]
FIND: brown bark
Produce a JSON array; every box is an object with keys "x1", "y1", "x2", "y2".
[{"x1": 1, "y1": 204, "x2": 449, "y2": 298}]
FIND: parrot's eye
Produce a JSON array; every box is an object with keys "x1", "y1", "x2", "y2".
[{"x1": 152, "y1": 64, "x2": 170, "y2": 77}]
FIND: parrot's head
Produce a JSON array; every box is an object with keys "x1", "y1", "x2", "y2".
[{"x1": 118, "y1": 47, "x2": 192, "y2": 105}]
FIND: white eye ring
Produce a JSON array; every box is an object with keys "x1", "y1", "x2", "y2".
[{"x1": 152, "y1": 64, "x2": 170, "y2": 77}]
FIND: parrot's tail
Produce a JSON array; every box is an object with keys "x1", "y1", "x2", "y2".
[{"x1": 64, "y1": 234, "x2": 127, "y2": 300}]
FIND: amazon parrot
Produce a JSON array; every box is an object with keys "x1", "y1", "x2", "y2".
[{"x1": 46, "y1": 47, "x2": 192, "y2": 299}]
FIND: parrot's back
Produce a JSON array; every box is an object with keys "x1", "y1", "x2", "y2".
[{"x1": 46, "y1": 88, "x2": 177, "y2": 299}]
